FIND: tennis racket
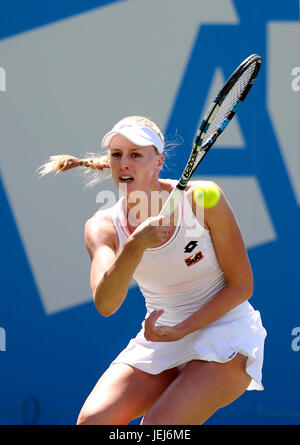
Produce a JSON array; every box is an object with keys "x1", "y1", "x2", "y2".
[{"x1": 159, "y1": 53, "x2": 261, "y2": 216}]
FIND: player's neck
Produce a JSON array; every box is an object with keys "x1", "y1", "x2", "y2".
[{"x1": 121, "y1": 179, "x2": 177, "y2": 231}]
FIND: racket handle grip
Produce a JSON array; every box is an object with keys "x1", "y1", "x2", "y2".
[{"x1": 159, "y1": 187, "x2": 184, "y2": 217}]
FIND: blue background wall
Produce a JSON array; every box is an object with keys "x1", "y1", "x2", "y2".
[{"x1": 0, "y1": 0, "x2": 299, "y2": 425}]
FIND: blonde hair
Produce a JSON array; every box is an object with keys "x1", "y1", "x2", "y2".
[{"x1": 37, "y1": 115, "x2": 164, "y2": 187}]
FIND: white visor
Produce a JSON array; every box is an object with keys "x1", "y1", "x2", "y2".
[{"x1": 101, "y1": 120, "x2": 164, "y2": 154}]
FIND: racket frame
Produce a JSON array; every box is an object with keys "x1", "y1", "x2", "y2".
[{"x1": 160, "y1": 54, "x2": 261, "y2": 217}]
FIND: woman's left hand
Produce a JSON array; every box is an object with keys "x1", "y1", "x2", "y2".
[{"x1": 144, "y1": 309, "x2": 184, "y2": 342}]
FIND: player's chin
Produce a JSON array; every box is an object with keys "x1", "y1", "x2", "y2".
[{"x1": 117, "y1": 178, "x2": 136, "y2": 191}]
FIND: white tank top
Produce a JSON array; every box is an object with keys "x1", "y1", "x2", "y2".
[{"x1": 110, "y1": 187, "x2": 226, "y2": 326}]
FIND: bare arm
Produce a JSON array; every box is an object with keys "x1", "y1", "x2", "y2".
[
  {"x1": 85, "y1": 214, "x2": 143, "y2": 317},
  {"x1": 93, "y1": 240, "x2": 145, "y2": 317},
  {"x1": 86, "y1": 212, "x2": 172, "y2": 317}
]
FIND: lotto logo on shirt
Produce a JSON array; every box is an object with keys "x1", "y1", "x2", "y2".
[{"x1": 184, "y1": 250, "x2": 204, "y2": 267}]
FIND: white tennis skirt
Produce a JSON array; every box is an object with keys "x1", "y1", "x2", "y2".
[{"x1": 110, "y1": 301, "x2": 267, "y2": 391}]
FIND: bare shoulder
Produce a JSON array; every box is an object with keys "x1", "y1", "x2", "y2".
[
  {"x1": 188, "y1": 180, "x2": 244, "y2": 253},
  {"x1": 85, "y1": 207, "x2": 118, "y2": 259},
  {"x1": 195, "y1": 182, "x2": 235, "y2": 230},
  {"x1": 186, "y1": 180, "x2": 226, "y2": 229}
]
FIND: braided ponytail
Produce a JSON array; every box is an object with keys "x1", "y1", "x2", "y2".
[
  {"x1": 37, "y1": 153, "x2": 110, "y2": 176},
  {"x1": 37, "y1": 115, "x2": 167, "y2": 187}
]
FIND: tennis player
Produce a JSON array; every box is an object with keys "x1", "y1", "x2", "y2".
[{"x1": 39, "y1": 115, "x2": 266, "y2": 425}]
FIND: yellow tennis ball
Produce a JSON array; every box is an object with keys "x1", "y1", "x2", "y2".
[{"x1": 193, "y1": 183, "x2": 221, "y2": 208}]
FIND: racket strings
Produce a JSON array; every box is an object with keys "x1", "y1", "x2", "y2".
[{"x1": 202, "y1": 62, "x2": 257, "y2": 145}]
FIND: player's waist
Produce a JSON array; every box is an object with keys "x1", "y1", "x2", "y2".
[
  {"x1": 140, "y1": 272, "x2": 226, "y2": 302},
  {"x1": 142, "y1": 299, "x2": 254, "y2": 329},
  {"x1": 141, "y1": 276, "x2": 226, "y2": 326}
]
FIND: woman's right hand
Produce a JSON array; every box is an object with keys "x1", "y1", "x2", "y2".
[{"x1": 129, "y1": 215, "x2": 174, "y2": 250}]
